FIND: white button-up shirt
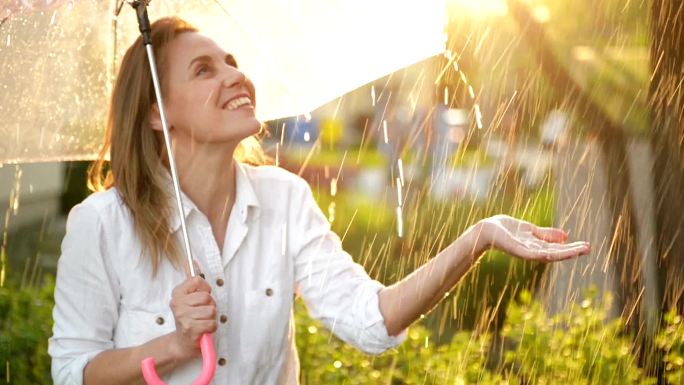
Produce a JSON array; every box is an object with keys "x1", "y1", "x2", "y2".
[{"x1": 49, "y1": 162, "x2": 407, "y2": 385}]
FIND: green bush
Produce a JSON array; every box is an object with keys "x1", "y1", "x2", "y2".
[
  {"x1": 0, "y1": 276, "x2": 54, "y2": 384},
  {"x1": 501, "y1": 290, "x2": 654, "y2": 385},
  {"x1": 3, "y1": 277, "x2": 681, "y2": 385},
  {"x1": 657, "y1": 309, "x2": 684, "y2": 384}
]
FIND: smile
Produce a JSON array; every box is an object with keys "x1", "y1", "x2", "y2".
[{"x1": 223, "y1": 96, "x2": 252, "y2": 111}]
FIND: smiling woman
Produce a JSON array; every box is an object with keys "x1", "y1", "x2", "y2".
[{"x1": 47, "y1": 16, "x2": 590, "y2": 385}]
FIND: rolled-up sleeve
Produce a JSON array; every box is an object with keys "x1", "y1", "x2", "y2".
[
  {"x1": 290, "y1": 178, "x2": 407, "y2": 355},
  {"x1": 49, "y1": 203, "x2": 120, "y2": 385}
]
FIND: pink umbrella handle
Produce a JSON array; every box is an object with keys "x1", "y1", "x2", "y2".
[{"x1": 141, "y1": 333, "x2": 217, "y2": 385}]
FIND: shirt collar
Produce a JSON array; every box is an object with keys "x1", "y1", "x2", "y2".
[{"x1": 163, "y1": 161, "x2": 260, "y2": 233}]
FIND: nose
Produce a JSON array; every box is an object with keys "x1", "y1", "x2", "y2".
[{"x1": 221, "y1": 67, "x2": 246, "y2": 89}]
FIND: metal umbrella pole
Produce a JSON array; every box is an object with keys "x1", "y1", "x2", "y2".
[{"x1": 129, "y1": 1, "x2": 216, "y2": 384}]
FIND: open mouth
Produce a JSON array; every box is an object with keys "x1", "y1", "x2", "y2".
[{"x1": 222, "y1": 96, "x2": 253, "y2": 111}]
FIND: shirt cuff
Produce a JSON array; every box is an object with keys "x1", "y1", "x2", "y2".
[
  {"x1": 354, "y1": 281, "x2": 408, "y2": 355},
  {"x1": 51, "y1": 349, "x2": 104, "y2": 385}
]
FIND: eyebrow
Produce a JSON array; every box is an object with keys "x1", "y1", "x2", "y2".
[{"x1": 187, "y1": 54, "x2": 237, "y2": 70}]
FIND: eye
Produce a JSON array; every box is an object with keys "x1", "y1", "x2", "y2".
[{"x1": 196, "y1": 64, "x2": 210, "y2": 76}]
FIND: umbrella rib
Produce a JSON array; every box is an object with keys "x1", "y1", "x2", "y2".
[{"x1": 210, "y1": 0, "x2": 232, "y2": 17}]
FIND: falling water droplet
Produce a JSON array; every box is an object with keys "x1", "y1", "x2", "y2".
[
  {"x1": 6, "y1": 34, "x2": 10, "y2": 47},
  {"x1": 0, "y1": 248, "x2": 5, "y2": 288},
  {"x1": 371, "y1": 85, "x2": 376, "y2": 106},
  {"x1": 328, "y1": 202, "x2": 336, "y2": 223},
  {"x1": 303, "y1": 131, "x2": 310, "y2": 142},
  {"x1": 468, "y1": 85, "x2": 475, "y2": 99},
  {"x1": 444, "y1": 87, "x2": 449, "y2": 105},
  {"x1": 396, "y1": 205, "x2": 403, "y2": 238},
  {"x1": 382, "y1": 120, "x2": 389, "y2": 144},
  {"x1": 459, "y1": 70, "x2": 468, "y2": 84},
  {"x1": 50, "y1": 10, "x2": 57, "y2": 25},
  {"x1": 425, "y1": 336, "x2": 429, "y2": 349},
  {"x1": 330, "y1": 178, "x2": 338, "y2": 197},
  {"x1": 280, "y1": 122, "x2": 286, "y2": 145},
  {"x1": 397, "y1": 159, "x2": 405, "y2": 186},
  {"x1": 304, "y1": 112, "x2": 312, "y2": 122},
  {"x1": 333, "y1": 360, "x2": 342, "y2": 369},
  {"x1": 474, "y1": 104, "x2": 483, "y2": 129},
  {"x1": 396, "y1": 178, "x2": 402, "y2": 205},
  {"x1": 275, "y1": 143, "x2": 280, "y2": 167}
]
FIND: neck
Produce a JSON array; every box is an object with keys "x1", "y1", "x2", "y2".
[{"x1": 173, "y1": 143, "x2": 237, "y2": 226}]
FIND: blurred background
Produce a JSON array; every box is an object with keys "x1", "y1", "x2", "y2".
[{"x1": 2, "y1": 0, "x2": 684, "y2": 383}]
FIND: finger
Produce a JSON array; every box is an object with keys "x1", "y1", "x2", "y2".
[
  {"x1": 532, "y1": 226, "x2": 568, "y2": 243},
  {"x1": 536, "y1": 242, "x2": 591, "y2": 262},
  {"x1": 183, "y1": 291, "x2": 215, "y2": 307},
  {"x1": 188, "y1": 320, "x2": 218, "y2": 337},
  {"x1": 188, "y1": 305, "x2": 217, "y2": 321},
  {"x1": 177, "y1": 276, "x2": 212, "y2": 295}
]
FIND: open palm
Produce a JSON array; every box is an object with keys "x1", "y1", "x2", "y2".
[{"x1": 473, "y1": 215, "x2": 591, "y2": 262}]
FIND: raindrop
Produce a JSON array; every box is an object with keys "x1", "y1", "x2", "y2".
[
  {"x1": 275, "y1": 143, "x2": 279, "y2": 167},
  {"x1": 396, "y1": 205, "x2": 403, "y2": 238},
  {"x1": 330, "y1": 178, "x2": 337, "y2": 196},
  {"x1": 328, "y1": 202, "x2": 336, "y2": 223},
  {"x1": 303, "y1": 131, "x2": 310, "y2": 142},
  {"x1": 5, "y1": 34, "x2": 9, "y2": 47},
  {"x1": 304, "y1": 112, "x2": 312, "y2": 122},
  {"x1": 474, "y1": 104, "x2": 483, "y2": 129},
  {"x1": 396, "y1": 178, "x2": 402, "y2": 205},
  {"x1": 468, "y1": 85, "x2": 475, "y2": 99},
  {"x1": 333, "y1": 360, "x2": 342, "y2": 369},
  {"x1": 444, "y1": 86, "x2": 449, "y2": 105},
  {"x1": 307, "y1": 325, "x2": 317, "y2": 334},
  {"x1": 382, "y1": 120, "x2": 389, "y2": 143},
  {"x1": 50, "y1": 10, "x2": 57, "y2": 25},
  {"x1": 425, "y1": 336, "x2": 429, "y2": 349},
  {"x1": 371, "y1": 85, "x2": 376, "y2": 106},
  {"x1": 397, "y1": 159, "x2": 405, "y2": 186},
  {"x1": 459, "y1": 70, "x2": 468, "y2": 84}
]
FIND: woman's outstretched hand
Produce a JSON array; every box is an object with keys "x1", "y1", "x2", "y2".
[{"x1": 469, "y1": 214, "x2": 591, "y2": 262}]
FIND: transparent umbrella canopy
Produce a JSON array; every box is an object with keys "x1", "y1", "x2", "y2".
[{"x1": 0, "y1": 0, "x2": 446, "y2": 164}]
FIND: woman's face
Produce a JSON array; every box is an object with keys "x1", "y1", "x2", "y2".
[{"x1": 155, "y1": 32, "x2": 260, "y2": 152}]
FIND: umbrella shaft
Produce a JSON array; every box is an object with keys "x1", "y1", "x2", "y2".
[{"x1": 144, "y1": 44, "x2": 196, "y2": 277}]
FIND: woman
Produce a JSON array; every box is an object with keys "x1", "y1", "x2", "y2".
[{"x1": 48, "y1": 17, "x2": 591, "y2": 385}]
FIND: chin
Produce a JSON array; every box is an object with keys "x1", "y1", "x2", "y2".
[{"x1": 228, "y1": 119, "x2": 262, "y2": 141}]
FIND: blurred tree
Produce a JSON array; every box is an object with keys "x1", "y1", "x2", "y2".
[{"x1": 649, "y1": 0, "x2": 684, "y2": 334}]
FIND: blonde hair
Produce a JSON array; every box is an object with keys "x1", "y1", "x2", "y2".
[{"x1": 88, "y1": 16, "x2": 270, "y2": 275}]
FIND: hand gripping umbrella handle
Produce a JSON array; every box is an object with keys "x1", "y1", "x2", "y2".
[{"x1": 141, "y1": 333, "x2": 216, "y2": 385}]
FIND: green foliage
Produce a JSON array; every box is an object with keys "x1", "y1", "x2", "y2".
[
  {"x1": 0, "y1": 276, "x2": 54, "y2": 384},
  {"x1": 501, "y1": 290, "x2": 654, "y2": 385},
  {"x1": 3, "y1": 276, "x2": 680, "y2": 385},
  {"x1": 295, "y1": 299, "x2": 504, "y2": 385},
  {"x1": 657, "y1": 309, "x2": 684, "y2": 384}
]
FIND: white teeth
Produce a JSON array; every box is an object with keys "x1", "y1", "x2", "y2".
[{"x1": 225, "y1": 96, "x2": 252, "y2": 111}]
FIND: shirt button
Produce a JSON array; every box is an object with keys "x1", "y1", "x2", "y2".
[
  {"x1": 155, "y1": 317, "x2": 165, "y2": 325},
  {"x1": 220, "y1": 314, "x2": 228, "y2": 324},
  {"x1": 216, "y1": 279, "x2": 224, "y2": 287},
  {"x1": 265, "y1": 288, "x2": 274, "y2": 296},
  {"x1": 218, "y1": 357, "x2": 226, "y2": 366}
]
